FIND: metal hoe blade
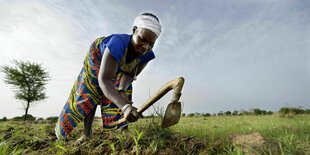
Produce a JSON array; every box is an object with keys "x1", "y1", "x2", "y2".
[{"x1": 161, "y1": 101, "x2": 182, "y2": 128}]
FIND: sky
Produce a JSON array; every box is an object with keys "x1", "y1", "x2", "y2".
[{"x1": 0, "y1": 0, "x2": 309, "y2": 118}]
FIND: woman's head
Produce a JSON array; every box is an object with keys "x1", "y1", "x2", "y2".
[{"x1": 131, "y1": 13, "x2": 161, "y2": 56}]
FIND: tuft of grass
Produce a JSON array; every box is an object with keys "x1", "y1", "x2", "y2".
[{"x1": 130, "y1": 128, "x2": 144, "y2": 155}]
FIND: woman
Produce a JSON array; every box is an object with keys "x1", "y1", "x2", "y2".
[{"x1": 55, "y1": 12, "x2": 161, "y2": 140}]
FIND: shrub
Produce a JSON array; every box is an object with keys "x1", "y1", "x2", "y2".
[
  {"x1": 0, "y1": 117, "x2": 7, "y2": 122},
  {"x1": 12, "y1": 114, "x2": 36, "y2": 121},
  {"x1": 187, "y1": 113, "x2": 195, "y2": 117},
  {"x1": 252, "y1": 108, "x2": 263, "y2": 115},
  {"x1": 217, "y1": 111, "x2": 224, "y2": 116},
  {"x1": 279, "y1": 107, "x2": 305, "y2": 114},
  {"x1": 224, "y1": 111, "x2": 231, "y2": 116},
  {"x1": 202, "y1": 113, "x2": 211, "y2": 117},
  {"x1": 239, "y1": 110, "x2": 249, "y2": 116},
  {"x1": 267, "y1": 111, "x2": 273, "y2": 115},
  {"x1": 46, "y1": 116, "x2": 59, "y2": 122}
]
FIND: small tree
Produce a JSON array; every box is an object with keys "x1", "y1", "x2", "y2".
[
  {"x1": 232, "y1": 110, "x2": 239, "y2": 116},
  {"x1": 217, "y1": 111, "x2": 224, "y2": 116},
  {"x1": 252, "y1": 108, "x2": 262, "y2": 115},
  {"x1": 187, "y1": 113, "x2": 195, "y2": 117},
  {"x1": 0, "y1": 117, "x2": 7, "y2": 122},
  {"x1": 267, "y1": 111, "x2": 273, "y2": 115},
  {"x1": 224, "y1": 111, "x2": 231, "y2": 116},
  {"x1": 1, "y1": 60, "x2": 50, "y2": 121},
  {"x1": 202, "y1": 113, "x2": 211, "y2": 117}
]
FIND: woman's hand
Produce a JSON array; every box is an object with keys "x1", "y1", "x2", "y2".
[{"x1": 122, "y1": 104, "x2": 140, "y2": 122}]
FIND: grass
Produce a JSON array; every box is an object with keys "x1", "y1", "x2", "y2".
[
  {"x1": 0, "y1": 115, "x2": 309, "y2": 154},
  {"x1": 179, "y1": 115, "x2": 310, "y2": 154},
  {"x1": 134, "y1": 115, "x2": 310, "y2": 154}
]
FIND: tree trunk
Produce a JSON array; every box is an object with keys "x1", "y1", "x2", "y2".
[{"x1": 24, "y1": 101, "x2": 30, "y2": 121}]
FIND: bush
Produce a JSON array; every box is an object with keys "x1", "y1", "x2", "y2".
[
  {"x1": 252, "y1": 108, "x2": 263, "y2": 115},
  {"x1": 232, "y1": 110, "x2": 238, "y2": 116},
  {"x1": 279, "y1": 107, "x2": 305, "y2": 115},
  {"x1": 0, "y1": 117, "x2": 7, "y2": 122},
  {"x1": 187, "y1": 113, "x2": 195, "y2": 117},
  {"x1": 202, "y1": 113, "x2": 211, "y2": 117},
  {"x1": 36, "y1": 118, "x2": 44, "y2": 121},
  {"x1": 267, "y1": 111, "x2": 273, "y2": 115},
  {"x1": 12, "y1": 114, "x2": 36, "y2": 121},
  {"x1": 46, "y1": 116, "x2": 59, "y2": 122},
  {"x1": 239, "y1": 110, "x2": 249, "y2": 116},
  {"x1": 217, "y1": 111, "x2": 224, "y2": 116},
  {"x1": 224, "y1": 111, "x2": 231, "y2": 116}
]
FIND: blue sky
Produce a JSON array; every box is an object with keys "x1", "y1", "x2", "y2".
[{"x1": 0, "y1": 0, "x2": 309, "y2": 118}]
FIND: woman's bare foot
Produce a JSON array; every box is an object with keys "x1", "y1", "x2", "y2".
[{"x1": 74, "y1": 135, "x2": 90, "y2": 145}]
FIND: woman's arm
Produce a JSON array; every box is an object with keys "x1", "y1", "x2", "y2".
[
  {"x1": 98, "y1": 47, "x2": 139, "y2": 122},
  {"x1": 98, "y1": 48, "x2": 128, "y2": 108},
  {"x1": 118, "y1": 63, "x2": 148, "y2": 103},
  {"x1": 118, "y1": 63, "x2": 148, "y2": 91}
]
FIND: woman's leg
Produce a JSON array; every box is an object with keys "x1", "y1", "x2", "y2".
[{"x1": 83, "y1": 105, "x2": 97, "y2": 138}]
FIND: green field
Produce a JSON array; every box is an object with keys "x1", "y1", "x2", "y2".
[{"x1": 1, "y1": 115, "x2": 309, "y2": 154}]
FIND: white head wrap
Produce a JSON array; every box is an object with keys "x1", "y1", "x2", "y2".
[{"x1": 133, "y1": 14, "x2": 161, "y2": 37}]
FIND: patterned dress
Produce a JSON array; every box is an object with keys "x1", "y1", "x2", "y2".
[{"x1": 55, "y1": 34, "x2": 155, "y2": 139}]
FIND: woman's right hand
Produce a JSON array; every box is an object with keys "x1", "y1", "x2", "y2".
[{"x1": 122, "y1": 104, "x2": 140, "y2": 122}]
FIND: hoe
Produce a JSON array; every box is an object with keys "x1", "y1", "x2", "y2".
[{"x1": 108, "y1": 77, "x2": 185, "y2": 128}]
